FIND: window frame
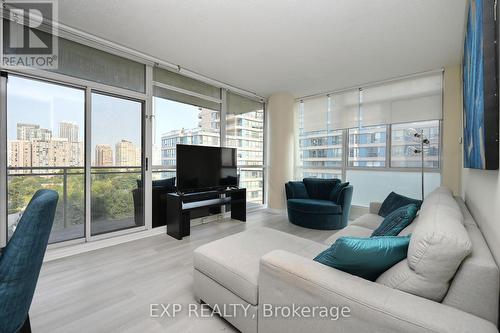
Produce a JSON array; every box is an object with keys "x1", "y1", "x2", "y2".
[
  {"x1": 297, "y1": 111, "x2": 442, "y2": 184},
  {"x1": 0, "y1": 16, "x2": 268, "y2": 249}
]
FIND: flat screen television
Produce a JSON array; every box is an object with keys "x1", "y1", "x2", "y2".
[{"x1": 176, "y1": 144, "x2": 238, "y2": 192}]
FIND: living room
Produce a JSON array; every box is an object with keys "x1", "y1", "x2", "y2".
[{"x1": 0, "y1": 0, "x2": 499, "y2": 332}]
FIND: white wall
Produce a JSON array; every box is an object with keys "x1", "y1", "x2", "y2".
[
  {"x1": 442, "y1": 65, "x2": 463, "y2": 195},
  {"x1": 266, "y1": 93, "x2": 294, "y2": 210}
]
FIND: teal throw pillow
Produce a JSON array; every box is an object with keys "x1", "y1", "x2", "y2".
[
  {"x1": 371, "y1": 204, "x2": 418, "y2": 237},
  {"x1": 314, "y1": 235, "x2": 411, "y2": 281}
]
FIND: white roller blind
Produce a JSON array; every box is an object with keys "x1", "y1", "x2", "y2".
[
  {"x1": 330, "y1": 89, "x2": 360, "y2": 130},
  {"x1": 302, "y1": 96, "x2": 328, "y2": 132},
  {"x1": 227, "y1": 92, "x2": 263, "y2": 115},
  {"x1": 362, "y1": 73, "x2": 443, "y2": 126}
]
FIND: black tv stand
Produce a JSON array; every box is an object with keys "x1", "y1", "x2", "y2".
[{"x1": 165, "y1": 188, "x2": 246, "y2": 240}]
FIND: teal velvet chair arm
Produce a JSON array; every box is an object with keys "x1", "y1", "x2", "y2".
[
  {"x1": 338, "y1": 185, "x2": 353, "y2": 228},
  {"x1": 0, "y1": 189, "x2": 58, "y2": 333}
]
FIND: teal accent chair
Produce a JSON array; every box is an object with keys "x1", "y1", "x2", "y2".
[
  {"x1": 0, "y1": 189, "x2": 59, "y2": 333},
  {"x1": 285, "y1": 178, "x2": 353, "y2": 230}
]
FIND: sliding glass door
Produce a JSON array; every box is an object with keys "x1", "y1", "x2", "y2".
[
  {"x1": 6, "y1": 75, "x2": 86, "y2": 243},
  {"x1": 90, "y1": 92, "x2": 144, "y2": 235},
  {"x1": 3, "y1": 74, "x2": 145, "y2": 243}
]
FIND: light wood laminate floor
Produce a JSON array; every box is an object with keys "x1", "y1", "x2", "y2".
[{"x1": 31, "y1": 210, "x2": 338, "y2": 333}]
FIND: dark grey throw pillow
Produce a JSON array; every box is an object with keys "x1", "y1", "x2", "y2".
[{"x1": 378, "y1": 192, "x2": 422, "y2": 217}]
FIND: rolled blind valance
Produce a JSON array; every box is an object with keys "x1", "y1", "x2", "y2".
[
  {"x1": 5, "y1": 22, "x2": 147, "y2": 93},
  {"x1": 153, "y1": 67, "x2": 222, "y2": 110},
  {"x1": 227, "y1": 92, "x2": 263, "y2": 115},
  {"x1": 153, "y1": 86, "x2": 221, "y2": 111},
  {"x1": 361, "y1": 73, "x2": 443, "y2": 126},
  {"x1": 54, "y1": 37, "x2": 146, "y2": 93}
]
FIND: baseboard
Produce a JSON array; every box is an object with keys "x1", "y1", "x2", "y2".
[
  {"x1": 44, "y1": 226, "x2": 167, "y2": 262},
  {"x1": 266, "y1": 208, "x2": 286, "y2": 215}
]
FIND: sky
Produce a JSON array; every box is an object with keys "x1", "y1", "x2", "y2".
[
  {"x1": 7, "y1": 75, "x2": 203, "y2": 162},
  {"x1": 153, "y1": 97, "x2": 200, "y2": 145}
]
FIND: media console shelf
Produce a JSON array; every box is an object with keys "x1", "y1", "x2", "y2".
[{"x1": 165, "y1": 188, "x2": 246, "y2": 240}]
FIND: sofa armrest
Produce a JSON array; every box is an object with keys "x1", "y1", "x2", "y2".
[
  {"x1": 369, "y1": 202, "x2": 383, "y2": 214},
  {"x1": 258, "y1": 250, "x2": 498, "y2": 333}
]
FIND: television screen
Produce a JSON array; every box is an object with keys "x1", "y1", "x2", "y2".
[{"x1": 176, "y1": 144, "x2": 238, "y2": 192}]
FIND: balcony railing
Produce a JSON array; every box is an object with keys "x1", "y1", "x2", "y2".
[{"x1": 7, "y1": 166, "x2": 142, "y2": 242}]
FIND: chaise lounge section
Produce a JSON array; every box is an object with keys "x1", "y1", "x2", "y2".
[{"x1": 193, "y1": 187, "x2": 499, "y2": 333}]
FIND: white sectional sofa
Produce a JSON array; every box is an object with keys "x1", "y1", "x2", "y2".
[{"x1": 193, "y1": 187, "x2": 499, "y2": 333}]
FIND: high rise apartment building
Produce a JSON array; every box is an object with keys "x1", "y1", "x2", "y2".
[
  {"x1": 115, "y1": 140, "x2": 141, "y2": 166},
  {"x1": 16, "y1": 123, "x2": 52, "y2": 141},
  {"x1": 160, "y1": 107, "x2": 264, "y2": 204},
  {"x1": 95, "y1": 144, "x2": 114, "y2": 166},
  {"x1": 59, "y1": 122, "x2": 79, "y2": 142}
]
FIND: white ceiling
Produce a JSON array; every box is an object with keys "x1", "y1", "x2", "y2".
[{"x1": 57, "y1": 0, "x2": 467, "y2": 98}]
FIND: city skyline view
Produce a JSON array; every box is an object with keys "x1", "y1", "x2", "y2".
[
  {"x1": 7, "y1": 76, "x2": 143, "y2": 166},
  {"x1": 8, "y1": 121, "x2": 142, "y2": 167}
]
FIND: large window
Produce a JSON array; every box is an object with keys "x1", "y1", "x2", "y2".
[
  {"x1": 7, "y1": 75, "x2": 85, "y2": 243},
  {"x1": 91, "y1": 93, "x2": 144, "y2": 235},
  {"x1": 297, "y1": 95, "x2": 343, "y2": 180},
  {"x1": 299, "y1": 130, "x2": 343, "y2": 178},
  {"x1": 226, "y1": 92, "x2": 265, "y2": 205},
  {"x1": 391, "y1": 120, "x2": 440, "y2": 168},
  {"x1": 296, "y1": 72, "x2": 443, "y2": 206},
  {"x1": 348, "y1": 125, "x2": 386, "y2": 167},
  {"x1": 152, "y1": 97, "x2": 220, "y2": 180},
  {"x1": 152, "y1": 83, "x2": 265, "y2": 207}
]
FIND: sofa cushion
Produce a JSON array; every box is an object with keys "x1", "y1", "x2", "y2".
[
  {"x1": 397, "y1": 216, "x2": 418, "y2": 236},
  {"x1": 378, "y1": 192, "x2": 422, "y2": 217},
  {"x1": 285, "y1": 181, "x2": 309, "y2": 199},
  {"x1": 303, "y1": 178, "x2": 340, "y2": 200},
  {"x1": 287, "y1": 199, "x2": 342, "y2": 214},
  {"x1": 350, "y1": 214, "x2": 384, "y2": 230},
  {"x1": 314, "y1": 235, "x2": 411, "y2": 281},
  {"x1": 329, "y1": 182, "x2": 350, "y2": 203},
  {"x1": 376, "y1": 190, "x2": 471, "y2": 302},
  {"x1": 420, "y1": 187, "x2": 462, "y2": 220},
  {"x1": 324, "y1": 225, "x2": 374, "y2": 244},
  {"x1": 371, "y1": 204, "x2": 418, "y2": 237},
  {"x1": 441, "y1": 201, "x2": 500, "y2": 324},
  {"x1": 193, "y1": 227, "x2": 327, "y2": 305}
]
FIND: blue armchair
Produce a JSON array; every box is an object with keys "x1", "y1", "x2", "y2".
[
  {"x1": 0, "y1": 189, "x2": 59, "y2": 333},
  {"x1": 285, "y1": 178, "x2": 353, "y2": 230}
]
